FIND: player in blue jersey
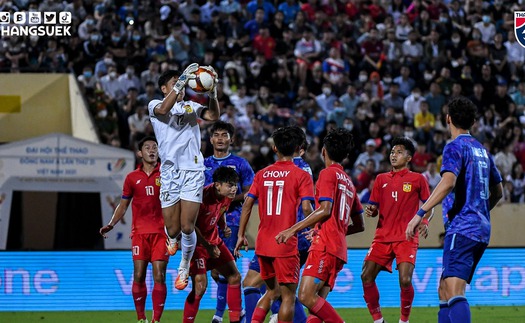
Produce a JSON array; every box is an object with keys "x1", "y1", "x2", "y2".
[
  {"x1": 243, "y1": 126, "x2": 313, "y2": 323},
  {"x1": 406, "y1": 97, "x2": 503, "y2": 323},
  {"x1": 204, "y1": 121, "x2": 254, "y2": 323}
]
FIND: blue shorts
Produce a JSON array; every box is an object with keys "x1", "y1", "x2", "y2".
[
  {"x1": 442, "y1": 233, "x2": 488, "y2": 284},
  {"x1": 248, "y1": 249, "x2": 310, "y2": 273},
  {"x1": 219, "y1": 225, "x2": 239, "y2": 256}
]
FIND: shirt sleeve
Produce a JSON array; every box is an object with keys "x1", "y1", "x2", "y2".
[
  {"x1": 298, "y1": 170, "x2": 315, "y2": 201},
  {"x1": 148, "y1": 99, "x2": 162, "y2": 117},
  {"x1": 247, "y1": 171, "x2": 260, "y2": 199},
  {"x1": 191, "y1": 101, "x2": 206, "y2": 119},
  {"x1": 121, "y1": 174, "x2": 133, "y2": 200},
  {"x1": 441, "y1": 142, "x2": 462, "y2": 177},
  {"x1": 368, "y1": 175, "x2": 380, "y2": 205},
  {"x1": 316, "y1": 169, "x2": 336, "y2": 203}
]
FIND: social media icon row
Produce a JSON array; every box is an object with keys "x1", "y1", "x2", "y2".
[{"x1": 0, "y1": 11, "x2": 72, "y2": 25}]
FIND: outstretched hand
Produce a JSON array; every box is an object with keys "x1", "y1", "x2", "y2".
[
  {"x1": 234, "y1": 235, "x2": 248, "y2": 258},
  {"x1": 99, "y1": 224, "x2": 114, "y2": 238},
  {"x1": 174, "y1": 63, "x2": 198, "y2": 94}
]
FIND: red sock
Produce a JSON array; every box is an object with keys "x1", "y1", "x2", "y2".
[
  {"x1": 400, "y1": 285, "x2": 414, "y2": 322},
  {"x1": 227, "y1": 283, "x2": 242, "y2": 321},
  {"x1": 251, "y1": 307, "x2": 268, "y2": 323},
  {"x1": 132, "y1": 281, "x2": 147, "y2": 320},
  {"x1": 309, "y1": 297, "x2": 344, "y2": 323},
  {"x1": 306, "y1": 315, "x2": 323, "y2": 323},
  {"x1": 152, "y1": 283, "x2": 167, "y2": 322},
  {"x1": 183, "y1": 291, "x2": 203, "y2": 323},
  {"x1": 363, "y1": 282, "x2": 382, "y2": 320}
]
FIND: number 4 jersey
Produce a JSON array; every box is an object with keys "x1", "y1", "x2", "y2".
[
  {"x1": 247, "y1": 160, "x2": 314, "y2": 258},
  {"x1": 122, "y1": 164, "x2": 164, "y2": 237},
  {"x1": 369, "y1": 168, "x2": 430, "y2": 243},
  {"x1": 309, "y1": 164, "x2": 363, "y2": 263}
]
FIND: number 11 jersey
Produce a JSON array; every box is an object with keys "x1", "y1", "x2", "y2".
[{"x1": 247, "y1": 160, "x2": 314, "y2": 258}]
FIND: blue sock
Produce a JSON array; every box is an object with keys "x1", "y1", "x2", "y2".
[
  {"x1": 243, "y1": 287, "x2": 261, "y2": 322},
  {"x1": 271, "y1": 298, "x2": 281, "y2": 314},
  {"x1": 438, "y1": 300, "x2": 451, "y2": 323},
  {"x1": 448, "y1": 296, "x2": 470, "y2": 323},
  {"x1": 293, "y1": 297, "x2": 307, "y2": 323},
  {"x1": 215, "y1": 275, "x2": 228, "y2": 318}
]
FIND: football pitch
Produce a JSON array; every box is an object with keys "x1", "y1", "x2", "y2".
[{"x1": 2, "y1": 306, "x2": 524, "y2": 322}]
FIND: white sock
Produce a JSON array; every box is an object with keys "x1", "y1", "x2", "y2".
[
  {"x1": 374, "y1": 319, "x2": 384, "y2": 323},
  {"x1": 180, "y1": 230, "x2": 196, "y2": 269},
  {"x1": 399, "y1": 320, "x2": 409, "y2": 323}
]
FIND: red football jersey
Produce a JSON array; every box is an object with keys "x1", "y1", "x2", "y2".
[
  {"x1": 369, "y1": 168, "x2": 430, "y2": 243},
  {"x1": 122, "y1": 164, "x2": 164, "y2": 236},
  {"x1": 309, "y1": 164, "x2": 363, "y2": 263},
  {"x1": 248, "y1": 161, "x2": 314, "y2": 257},
  {"x1": 196, "y1": 184, "x2": 232, "y2": 245}
]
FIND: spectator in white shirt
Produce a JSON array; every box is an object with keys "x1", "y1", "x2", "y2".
[
  {"x1": 403, "y1": 87, "x2": 424, "y2": 124},
  {"x1": 118, "y1": 65, "x2": 141, "y2": 95},
  {"x1": 504, "y1": 31, "x2": 525, "y2": 82},
  {"x1": 474, "y1": 12, "x2": 496, "y2": 44}
]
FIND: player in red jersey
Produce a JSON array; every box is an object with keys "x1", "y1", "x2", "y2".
[
  {"x1": 235, "y1": 126, "x2": 315, "y2": 323},
  {"x1": 99, "y1": 137, "x2": 167, "y2": 323},
  {"x1": 182, "y1": 167, "x2": 244, "y2": 323},
  {"x1": 361, "y1": 137, "x2": 433, "y2": 323},
  {"x1": 276, "y1": 128, "x2": 365, "y2": 323}
]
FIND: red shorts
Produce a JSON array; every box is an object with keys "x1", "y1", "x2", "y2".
[
  {"x1": 131, "y1": 233, "x2": 169, "y2": 262},
  {"x1": 302, "y1": 250, "x2": 344, "y2": 290},
  {"x1": 364, "y1": 240, "x2": 418, "y2": 273},
  {"x1": 258, "y1": 254, "x2": 300, "y2": 284},
  {"x1": 190, "y1": 241, "x2": 234, "y2": 275}
]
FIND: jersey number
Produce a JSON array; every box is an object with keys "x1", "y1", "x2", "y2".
[
  {"x1": 392, "y1": 191, "x2": 398, "y2": 202},
  {"x1": 145, "y1": 185, "x2": 154, "y2": 196},
  {"x1": 478, "y1": 161, "x2": 489, "y2": 200},
  {"x1": 338, "y1": 184, "x2": 352, "y2": 225},
  {"x1": 264, "y1": 180, "x2": 284, "y2": 216}
]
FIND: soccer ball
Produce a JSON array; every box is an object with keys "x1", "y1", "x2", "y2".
[{"x1": 187, "y1": 67, "x2": 215, "y2": 93}]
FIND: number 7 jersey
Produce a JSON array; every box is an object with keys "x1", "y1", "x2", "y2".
[{"x1": 247, "y1": 160, "x2": 314, "y2": 258}]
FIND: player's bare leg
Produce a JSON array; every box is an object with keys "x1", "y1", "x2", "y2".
[
  {"x1": 216, "y1": 261, "x2": 243, "y2": 323},
  {"x1": 361, "y1": 261, "x2": 384, "y2": 323},
  {"x1": 183, "y1": 273, "x2": 208, "y2": 323},
  {"x1": 132, "y1": 260, "x2": 149, "y2": 322},
  {"x1": 243, "y1": 269, "x2": 265, "y2": 322},
  {"x1": 397, "y1": 262, "x2": 415, "y2": 323},
  {"x1": 252, "y1": 276, "x2": 280, "y2": 323},
  {"x1": 278, "y1": 282, "x2": 298, "y2": 322},
  {"x1": 176, "y1": 200, "x2": 200, "y2": 290},
  {"x1": 151, "y1": 260, "x2": 167, "y2": 323},
  {"x1": 298, "y1": 276, "x2": 343, "y2": 323},
  {"x1": 438, "y1": 277, "x2": 469, "y2": 323},
  {"x1": 163, "y1": 203, "x2": 181, "y2": 255}
]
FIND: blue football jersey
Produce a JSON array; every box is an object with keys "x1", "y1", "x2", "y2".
[
  {"x1": 294, "y1": 156, "x2": 315, "y2": 251},
  {"x1": 440, "y1": 134, "x2": 502, "y2": 244},
  {"x1": 204, "y1": 153, "x2": 255, "y2": 227}
]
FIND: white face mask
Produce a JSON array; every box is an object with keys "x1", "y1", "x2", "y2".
[
  {"x1": 322, "y1": 87, "x2": 332, "y2": 96},
  {"x1": 359, "y1": 75, "x2": 368, "y2": 82},
  {"x1": 260, "y1": 146, "x2": 270, "y2": 155},
  {"x1": 109, "y1": 71, "x2": 117, "y2": 78},
  {"x1": 344, "y1": 124, "x2": 353, "y2": 131},
  {"x1": 242, "y1": 145, "x2": 251, "y2": 152},
  {"x1": 413, "y1": 93, "x2": 421, "y2": 99},
  {"x1": 424, "y1": 73, "x2": 433, "y2": 81},
  {"x1": 383, "y1": 77, "x2": 392, "y2": 83},
  {"x1": 104, "y1": 58, "x2": 113, "y2": 65},
  {"x1": 97, "y1": 109, "x2": 108, "y2": 118},
  {"x1": 452, "y1": 37, "x2": 460, "y2": 44}
]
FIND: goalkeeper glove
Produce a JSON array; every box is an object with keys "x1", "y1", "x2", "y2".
[{"x1": 173, "y1": 63, "x2": 199, "y2": 94}]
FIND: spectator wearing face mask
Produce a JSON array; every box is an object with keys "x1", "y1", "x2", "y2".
[
  {"x1": 118, "y1": 65, "x2": 141, "y2": 95},
  {"x1": 393, "y1": 65, "x2": 415, "y2": 97},
  {"x1": 315, "y1": 83, "x2": 337, "y2": 115},
  {"x1": 403, "y1": 87, "x2": 424, "y2": 124},
  {"x1": 326, "y1": 100, "x2": 347, "y2": 128},
  {"x1": 474, "y1": 11, "x2": 496, "y2": 44},
  {"x1": 78, "y1": 66, "x2": 97, "y2": 92}
]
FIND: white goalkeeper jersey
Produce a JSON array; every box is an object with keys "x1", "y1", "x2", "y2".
[{"x1": 148, "y1": 99, "x2": 206, "y2": 171}]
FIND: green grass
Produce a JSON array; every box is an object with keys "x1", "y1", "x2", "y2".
[{"x1": 1, "y1": 306, "x2": 524, "y2": 323}]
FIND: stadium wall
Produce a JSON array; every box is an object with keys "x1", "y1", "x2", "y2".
[{"x1": 0, "y1": 249, "x2": 523, "y2": 311}]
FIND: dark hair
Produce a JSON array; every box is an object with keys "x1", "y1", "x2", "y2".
[
  {"x1": 138, "y1": 136, "x2": 157, "y2": 150},
  {"x1": 212, "y1": 166, "x2": 239, "y2": 184},
  {"x1": 288, "y1": 125, "x2": 308, "y2": 152},
  {"x1": 210, "y1": 121, "x2": 235, "y2": 137},
  {"x1": 157, "y1": 70, "x2": 180, "y2": 91},
  {"x1": 272, "y1": 126, "x2": 302, "y2": 157},
  {"x1": 392, "y1": 137, "x2": 416, "y2": 156},
  {"x1": 323, "y1": 128, "x2": 354, "y2": 163},
  {"x1": 447, "y1": 96, "x2": 477, "y2": 130}
]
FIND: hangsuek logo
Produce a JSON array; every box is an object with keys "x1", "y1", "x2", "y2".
[{"x1": 0, "y1": 11, "x2": 71, "y2": 36}]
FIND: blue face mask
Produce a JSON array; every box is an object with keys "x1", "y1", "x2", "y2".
[
  {"x1": 86, "y1": 19, "x2": 95, "y2": 25},
  {"x1": 83, "y1": 71, "x2": 93, "y2": 78},
  {"x1": 112, "y1": 36, "x2": 121, "y2": 42},
  {"x1": 90, "y1": 35, "x2": 100, "y2": 41},
  {"x1": 132, "y1": 35, "x2": 141, "y2": 41},
  {"x1": 482, "y1": 16, "x2": 490, "y2": 23}
]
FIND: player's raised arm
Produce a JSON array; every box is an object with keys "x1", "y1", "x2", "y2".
[
  {"x1": 155, "y1": 64, "x2": 199, "y2": 116},
  {"x1": 201, "y1": 66, "x2": 220, "y2": 121}
]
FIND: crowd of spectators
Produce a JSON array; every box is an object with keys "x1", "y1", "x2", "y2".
[{"x1": 1, "y1": 0, "x2": 525, "y2": 203}]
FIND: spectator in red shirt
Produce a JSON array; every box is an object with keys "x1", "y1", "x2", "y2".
[
  {"x1": 253, "y1": 25, "x2": 276, "y2": 60},
  {"x1": 412, "y1": 141, "x2": 433, "y2": 173}
]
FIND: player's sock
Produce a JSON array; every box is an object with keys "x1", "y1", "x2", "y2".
[
  {"x1": 251, "y1": 307, "x2": 268, "y2": 323},
  {"x1": 214, "y1": 275, "x2": 228, "y2": 318},
  {"x1": 438, "y1": 300, "x2": 451, "y2": 323},
  {"x1": 180, "y1": 231, "x2": 197, "y2": 269},
  {"x1": 306, "y1": 315, "x2": 322, "y2": 323},
  {"x1": 132, "y1": 281, "x2": 147, "y2": 320},
  {"x1": 309, "y1": 296, "x2": 344, "y2": 323},
  {"x1": 271, "y1": 298, "x2": 281, "y2": 314},
  {"x1": 448, "y1": 296, "x2": 470, "y2": 323},
  {"x1": 152, "y1": 283, "x2": 167, "y2": 322},
  {"x1": 363, "y1": 282, "x2": 383, "y2": 321},
  {"x1": 227, "y1": 283, "x2": 242, "y2": 322},
  {"x1": 293, "y1": 297, "x2": 307, "y2": 323},
  {"x1": 183, "y1": 290, "x2": 203, "y2": 323},
  {"x1": 243, "y1": 287, "x2": 261, "y2": 322},
  {"x1": 400, "y1": 285, "x2": 414, "y2": 322}
]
